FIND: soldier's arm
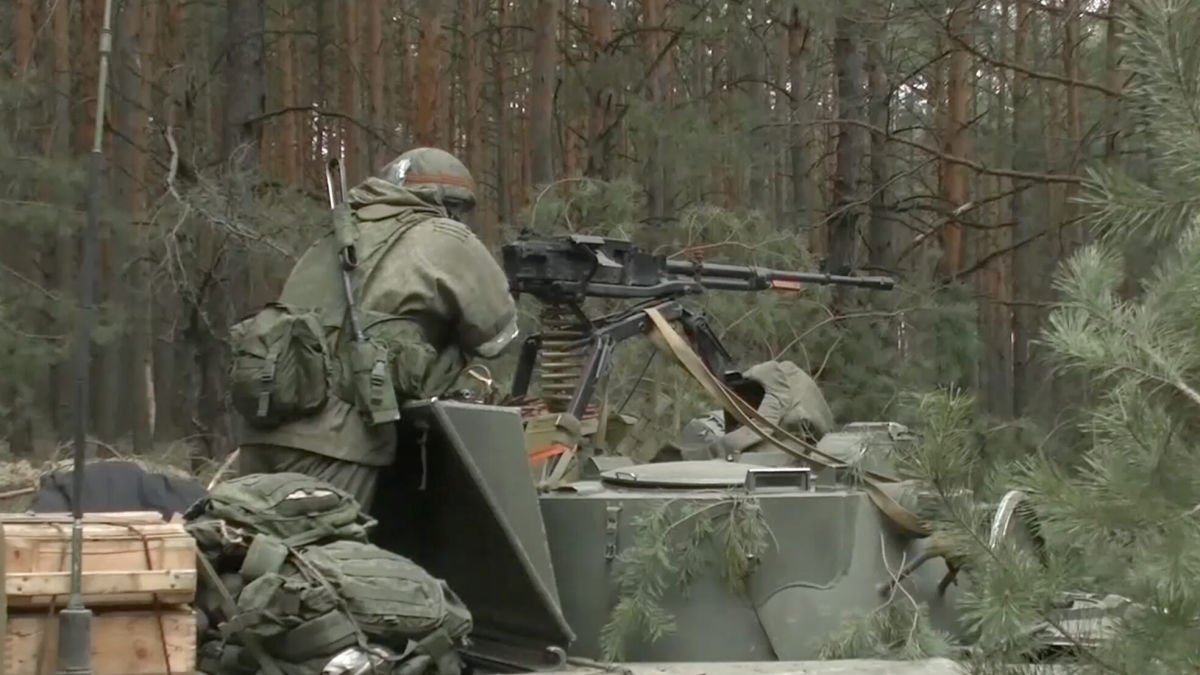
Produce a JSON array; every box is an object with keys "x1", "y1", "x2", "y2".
[{"x1": 416, "y1": 221, "x2": 519, "y2": 358}]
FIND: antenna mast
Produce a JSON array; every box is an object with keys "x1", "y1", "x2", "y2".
[{"x1": 58, "y1": 0, "x2": 116, "y2": 672}]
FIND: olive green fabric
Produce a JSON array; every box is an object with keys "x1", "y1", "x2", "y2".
[
  {"x1": 185, "y1": 471, "x2": 376, "y2": 548},
  {"x1": 234, "y1": 539, "x2": 473, "y2": 664},
  {"x1": 379, "y1": 147, "x2": 477, "y2": 211},
  {"x1": 236, "y1": 444, "x2": 381, "y2": 512},
  {"x1": 228, "y1": 304, "x2": 331, "y2": 429},
  {"x1": 187, "y1": 473, "x2": 471, "y2": 675},
  {"x1": 709, "y1": 360, "x2": 835, "y2": 460},
  {"x1": 662, "y1": 410, "x2": 726, "y2": 461},
  {"x1": 238, "y1": 176, "x2": 517, "y2": 466}
]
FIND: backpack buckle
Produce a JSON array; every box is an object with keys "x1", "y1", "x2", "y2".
[{"x1": 256, "y1": 354, "x2": 278, "y2": 418}]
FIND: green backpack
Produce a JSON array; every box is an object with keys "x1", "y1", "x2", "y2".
[
  {"x1": 229, "y1": 303, "x2": 332, "y2": 429},
  {"x1": 184, "y1": 472, "x2": 376, "y2": 550},
  {"x1": 229, "y1": 539, "x2": 473, "y2": 672}
]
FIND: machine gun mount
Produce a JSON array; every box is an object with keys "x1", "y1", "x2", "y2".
[{"x1": 501, "y1": 234, "x2": 896, "y2": 420}]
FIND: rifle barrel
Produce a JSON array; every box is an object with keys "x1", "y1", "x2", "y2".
[{"x1": 664, "y1": 260, "x2": 895, "y2": 290}]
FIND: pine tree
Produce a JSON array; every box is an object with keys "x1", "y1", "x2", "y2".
[{"x1": 897, "y1": 1, "x2": 1200, "y2": 671}]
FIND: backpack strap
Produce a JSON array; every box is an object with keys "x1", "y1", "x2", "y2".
[
  {"x1": 412, "y1": 628, "x2": 463, "y2": 675},
  {"x1": 270, "y1": 611, "x2": 361, "y2": 662},
  {"x1": 256, "y1": 347, "x2": 280, "y2": 419},
  {"x1": 240, "y1": 535, "x2": 289, "y2": 580},
  {"x1": 195, "y1": 552, "x2": 286, "y2": 675},
  {"x1": 282, "y1": 522, "x2": 339, "y2": 548}
]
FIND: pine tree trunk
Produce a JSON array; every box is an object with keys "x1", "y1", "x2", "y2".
[
  {"x1": 586, "y1": 0, "x2": 615, "y2": 179},
  {"x1": 51, "y1": 0, "x2": 76, "y2": 440},
  {"x1": 78, "y1": 0, "x2": 104, "y2": 154},
  {"x1": 866, "y1": 33, "x2": 891, "y2": 269},
  {"x1": 495, "y1": 0, "x2": 512, "y2": 224},
  {"x1": 828, "y1": 13, "x2": 864, "y2": 277},
  {"x1": 396, "y1": 3, "x2": 413, "y2": 148},
  {"x1": 463, "y1": 0, "x2": 493, "y2": 242},
  {"x1": 746, "y1": 1, "x2": 769, "y2": 210},
  {"x1": 447, "y1": 5, "x2": 461, "y2": 154},
  {"x1": 1010, "y1": 0, "x2": 1038, "y2": 416},
  {"x1": 1104, "y1": 0, "x2": 1125, "y2": 164},
  {"x1": 1062, "y1": 0, "x2": 1082, "y2": 252},
  {"x1": 788, "y1": 10, "x2": 819, "y2": 238},
  {"x1": 205, "y1": 0, "x2": 266, "y2": 463},
  {"x1": 773, "y1": 26, "x2": 789, "y2": 225},
  {"x1": 415, "y1": 0, "x2": 445, "y2": 147},
  {"x1": 367, "y1": 0, "x2": 387, "y2": 170},
  {"x1": 316, "y1": 0, "x2": 338, "y2": 174},
  {"x1": 13, "y1": 0, "x2": 34, "y2": 76},
  {"x1": 531, "y1": 0, "x2": 557, "y2": 188},
  {"x1": 225, "y1": 0, "x2": 266, "y2": 170},
  {"x1": 129, "y1": 0, "x2": 158, "y2": 451},
  {"x1": 6, "y1": 0, "x2": 38, "y2": 455},
  {"x1": 280, "y1": 0, "x2": 301, "y2": 186},
  {"x1": 94, "y1": 0, "x2": 143, "y2": 443},
  {"x1": 342, "y1": 0, "x2": 363, "y2": 179},
  {"x1": 157, "y1": 0, "x2": 186, "y2": 441},
  {"x1": 941, "y1": 4, "x2": 970, "y2": 278}
]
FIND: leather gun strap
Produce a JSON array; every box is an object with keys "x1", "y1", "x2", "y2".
[{"x1": 643, "y1": 307, "x2": 930, "y2": 538}]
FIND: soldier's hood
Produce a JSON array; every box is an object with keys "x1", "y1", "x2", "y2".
[
  {"x1": 347, "y1": 176, "x2": 449, "y2": 221},
  {"x1": 743, "y1": 360, "x2": 836, "y2": 435}
]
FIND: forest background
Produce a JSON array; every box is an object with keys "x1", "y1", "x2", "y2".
[
  {"x1": 0, "y1": 0, "x2": 1114, "y2": 461},
  {"x1": 5, "y1": 0, "x2": 1200, "y2": 670}
]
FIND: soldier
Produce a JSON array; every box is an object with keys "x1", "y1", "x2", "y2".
[
  {"x1": 660, "y1": 360, "x2": 835, "y2": 462},
  {"x1": 236, "y1": 147, "x2": 519, "y2": 510},
  {"x1": 711, "y1": 360, "x2": 834, "y2": 459}
]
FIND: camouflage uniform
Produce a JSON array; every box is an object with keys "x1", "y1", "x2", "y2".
[
  {"x1": 238, "y1": 148, "x2": 518, "y2": 509},
  {"x1": 669, "y1": 360, "x2": 835, "y2": 461}
]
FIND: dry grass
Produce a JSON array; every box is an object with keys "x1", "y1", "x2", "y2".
[{"x1": 0, "y1": 436, "x2": 223, "y2": 513}]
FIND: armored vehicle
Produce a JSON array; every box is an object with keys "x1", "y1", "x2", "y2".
[{"x1": 367, "y1": 235, "x2": 1044, "y2": 675}]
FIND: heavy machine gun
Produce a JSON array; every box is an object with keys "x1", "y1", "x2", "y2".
[{"x1": 501, "y1": 234, "x2": 896, "y2": 421}]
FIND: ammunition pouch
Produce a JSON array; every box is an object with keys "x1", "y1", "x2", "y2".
[
  {"x1": 332, "y1": 312, "x2": 438, "y2": 425},
  {"x1": 347, "y1": 338, "x2": 401, "y2": 426}
]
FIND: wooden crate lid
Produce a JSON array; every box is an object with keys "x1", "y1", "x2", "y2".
[{"x1": 1, "y1": 509, "x2": 198, "y2": 609}]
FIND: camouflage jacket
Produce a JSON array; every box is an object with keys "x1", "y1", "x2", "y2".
[
  {"x1": 709, "y1": 360, "x2": 835, "y2": 460},
  {"x1": 239, "y1": 177, "x2": 518, "y2": 466}
]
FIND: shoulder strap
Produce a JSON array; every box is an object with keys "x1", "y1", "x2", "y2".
[
  {"x1": 195, "y1": 552, "x2": 287, "y2": 675},
  {"x1": 643, "y1": 307, "x2": 930, "y2": 539}
]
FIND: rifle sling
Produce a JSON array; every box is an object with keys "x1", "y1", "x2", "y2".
[{"x1": 643, "y1": 307, "x2": 930, "y2": 539}]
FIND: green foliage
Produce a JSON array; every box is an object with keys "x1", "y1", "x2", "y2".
[
  {"x1": 510, "y1": 177, "x2": 984, "y2": 459},
  {"x1": 885, "y1": 2, "x2": 1200, "y2": 671},
  {"x1": 598, "y1": 496, "x2": 773, "y2": 662},
  {"x1": 1077, "y1": 0, "x2": 1200, "y2": 247},
  {"x1": 818, "y1": 601, "x2": 954, "y2": 660},
  {"x1": 0, "y1": 80, "x2": 90, "y2": 436}
]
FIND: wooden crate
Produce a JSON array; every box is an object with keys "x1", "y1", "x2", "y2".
[
  {"x1": 2, "y1": 512, "x2": 196, "y2": 609},
  {"x1": 5, "y1": 608, "x2": 197, "y2": 675}
]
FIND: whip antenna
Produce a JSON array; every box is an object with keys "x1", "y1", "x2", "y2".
[{"x1": 59, "y1": 0, "x2": 116, "y2": 671}]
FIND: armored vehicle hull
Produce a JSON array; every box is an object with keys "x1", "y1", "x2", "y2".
[
  {"x1": 540, "y1": 462, "x2": 966, "y2": 661},
  {"x1": 368, "y1": 400, "x2": 996, "y2": 673}
]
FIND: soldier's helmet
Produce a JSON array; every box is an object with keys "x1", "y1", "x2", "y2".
[{"x1": 377, "y1": 147, "x2": 477, "y2": 216}]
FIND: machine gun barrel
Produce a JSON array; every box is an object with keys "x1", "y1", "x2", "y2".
[{"x1": 664, "y1": 259, "x2": 895, "y2": 290}]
